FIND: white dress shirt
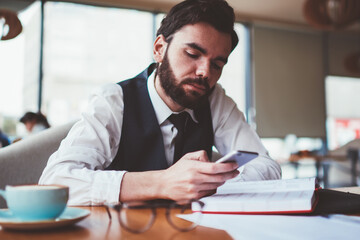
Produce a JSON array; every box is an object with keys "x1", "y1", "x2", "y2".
[{"x1": 39, "y1": 72, "x2": 281, "y2": 205}]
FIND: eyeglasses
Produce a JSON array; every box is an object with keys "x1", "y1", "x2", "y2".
[{"x1": 104, "y1": 199, "x2": 204, "y2": 234}]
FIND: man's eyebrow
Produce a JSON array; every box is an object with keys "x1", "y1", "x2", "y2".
[
  {"x1": 186, "y1": 42, "x2": 207, "y2": 54},
  {"x1": 186, "y1": 42, "x2": 228, "y2": 64}
]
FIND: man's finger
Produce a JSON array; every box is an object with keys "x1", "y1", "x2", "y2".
[
  {"x1": 197, "y1": 182, "x2": 225, "y2": 191},
  {"x1": 200, "y1": 169, "x2": 240, "y2": 183},
  {"x1": 194, "y1": 161, "x2": 239, "y2": 174}
]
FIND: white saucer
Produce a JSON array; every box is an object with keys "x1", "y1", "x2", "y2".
[{"x1": 0, "y1": 207, "x2": 90, "y2": 230}]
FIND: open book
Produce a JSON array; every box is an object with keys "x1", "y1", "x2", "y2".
[{"x1": 196, "y1": 178, "x2": 319, "y2": 214}]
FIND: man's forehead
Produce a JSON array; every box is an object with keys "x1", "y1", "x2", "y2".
[{"x1": 170, "y1": 23, "x2": 232, "y2": 56}]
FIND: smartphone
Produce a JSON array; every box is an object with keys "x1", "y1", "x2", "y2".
[{"x1": 215, "y1": 150, "x2": 258, "y2": 166}]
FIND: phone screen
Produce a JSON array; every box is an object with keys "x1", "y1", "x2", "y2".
[{"x1": 216, "y1": 150, "x2": 259, "y2": 166}]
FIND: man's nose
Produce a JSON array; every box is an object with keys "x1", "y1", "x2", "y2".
[{"x1": 195, "y1": 60, "x2": 211, "y2": 79}]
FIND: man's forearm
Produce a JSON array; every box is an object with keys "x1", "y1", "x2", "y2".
[{"x1": 119, "y1": 170, "x2": 165, "y2": 202}]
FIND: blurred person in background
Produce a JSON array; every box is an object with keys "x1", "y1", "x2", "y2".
[
  {"x1": 19, "y1": 112, "x2": 51, "y2": 135},
  {"x1": 0, "y1": 129, "x2": 10, "y2": 147}
]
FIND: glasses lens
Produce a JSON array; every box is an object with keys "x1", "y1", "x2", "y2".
[
  {"x1": 118, "y1": 202, "x2": 156, "y2": 234},
  {"x1": 167, "y1": 200, "x2": 203, "y2": 231}
]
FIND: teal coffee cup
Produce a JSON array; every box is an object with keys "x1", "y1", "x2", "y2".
[{"x1": 0, "y1": 185, "x2": 69, "y2": 221}]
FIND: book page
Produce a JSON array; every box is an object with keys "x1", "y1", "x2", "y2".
[{"x1": 217, "y1": 177, "x2": 316, "y2": 195}]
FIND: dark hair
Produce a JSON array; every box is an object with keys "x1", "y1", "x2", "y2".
[
  {"x1": 20, "y1": 112, "x2": 37, "y2": 123},
  {"x1": 156, "y1": 0, "x2": 238, "y2": 51},
  {"x1": 20, "y1": 111, "x2": 51, "y2": 128}
]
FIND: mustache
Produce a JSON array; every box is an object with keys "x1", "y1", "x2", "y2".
[{"x1": 181, "y1": 77, "x2": 210, "y2": 91}]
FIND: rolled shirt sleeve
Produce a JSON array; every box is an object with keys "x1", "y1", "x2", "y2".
[{"x1": 39, "y1": 83, "x2": 126, "y2": 205}]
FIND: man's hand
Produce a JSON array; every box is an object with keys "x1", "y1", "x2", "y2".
[
  {"x1": 119, "y1": 150, "x2": 239, "y2": 202},
  {"x1": 158, "y1": 150, "x2": 239, "y2": 200}
]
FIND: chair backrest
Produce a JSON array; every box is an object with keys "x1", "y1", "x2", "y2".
[
  {"x1": 0, "y1": 121, "x2": 74, "y2": 208},
  {"x1": 329, "y1": 139, "x2": 360, "y2": 158}
]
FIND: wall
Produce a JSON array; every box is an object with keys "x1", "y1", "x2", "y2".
[
  {"x1": 252, "y1": 25, "x2": 359, "y2": 139},
  {"x1": 252, "y1": 26, "x2": 326, "y2": 138},
  {"x1": 328, "y1": 32, "x2": 360, "y2": 78}
]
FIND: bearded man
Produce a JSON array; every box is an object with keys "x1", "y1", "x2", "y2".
[{"x1": 39, "y1": 0, "x2": 281, "y2": 205}]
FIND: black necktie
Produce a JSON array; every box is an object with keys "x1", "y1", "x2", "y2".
[{"x1": 168, "y1": 112, "x2": 189, "y2": 163}]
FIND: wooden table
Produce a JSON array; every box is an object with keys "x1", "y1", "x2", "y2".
[
  {"x1": 2, "y1": 187, "x2": 359, "y2": 239},
  {"x1": 333, "y1": 186, "x2": 360, "y2": 195},
  {"x1": 0, "y1": 206, "x2": 232, "y2": 240}
]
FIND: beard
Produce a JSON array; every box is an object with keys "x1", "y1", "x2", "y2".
[{"x1": 157, "y1": 51, "x2": 211, "y2": 110}]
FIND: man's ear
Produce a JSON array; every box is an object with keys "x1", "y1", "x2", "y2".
[{"x1": 153, "y1": 35, "x2": 168, "y2": 63}]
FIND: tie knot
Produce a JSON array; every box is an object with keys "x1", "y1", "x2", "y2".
[{"x1": 168, "y1": 112, "x2": 189, "y2": 133}]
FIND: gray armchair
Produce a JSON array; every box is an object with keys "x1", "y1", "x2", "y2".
[{"x1": 0, "y1": 121, "x2": 74, "y2": 208}]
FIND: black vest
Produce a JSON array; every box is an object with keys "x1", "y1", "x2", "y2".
[{"x1": 106, "y1": 64, "x2": 213, "y2": 171}]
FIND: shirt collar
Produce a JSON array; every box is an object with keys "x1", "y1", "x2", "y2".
[{"x1": 147, "y1": 71, "x2": 198, "y2": 125}]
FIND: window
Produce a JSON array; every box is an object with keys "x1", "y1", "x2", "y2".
[
  {"x1": 218, "y1": 23, "x2": 246, "y2": 112},
  {"x1": 42, "y1": 2, "x2": 154, "y2": 125},
  {"x1": 326, "y1": 76, "x2": 360, "y2": 150},
  {"x1": 0, "y1": 2, "x2": 41, "y2": 137},
  {"x1": 44, "y1": 3, "x2": 247, "y2": 126}
]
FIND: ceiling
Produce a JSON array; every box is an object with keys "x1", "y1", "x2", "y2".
[
  {"x1": 226, "y1": 0, "x2": 308, "y2": 26},
  {"x1": 2, "y1": 0, "x2": 360, "y2": 31},
  {"x1": 66, "y1": 0, "x2": 360, "y2": 31}
]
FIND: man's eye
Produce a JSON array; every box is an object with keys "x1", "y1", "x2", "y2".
[
  {"x1": 211, "y1": 62, "x2": 221, "y2": 70},
  {"x1": 186, "y1": 52, "x2": 198, "y2": 59}
]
